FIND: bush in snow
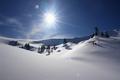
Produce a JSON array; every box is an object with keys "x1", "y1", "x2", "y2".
[
  {"x1": 38, "y1": 45, "x2": 45, "y2": 53},
  {"x1": 24, "y1": 43, "x2": 31, "y2": 50},
  {"x1": 46, "y1": 45, "x2": 51, "y2": 55},
  {"x1": 53, "y1": 45, "x2": 57, "y2": 50},
  {"x1": 90, "y1": 34, "x2": 95, "y2": 38},
  {"x1": 9, "y1": 41, "x2": 19, "y2": 46}
]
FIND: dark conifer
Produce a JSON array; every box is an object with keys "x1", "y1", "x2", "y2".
[{"x1": 94, "y1": 27, "x2": 99, "y2": 36}]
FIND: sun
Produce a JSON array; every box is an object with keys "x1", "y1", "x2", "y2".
[{"x1": 44, "y1": 12, "x2": 56, "y2": 25}]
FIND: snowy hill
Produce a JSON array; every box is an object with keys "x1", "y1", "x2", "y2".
[
  {"x1": 65, "y1": 36, "x2": 120, "y2": 62},
  {"x1": 0, "y1": 36, "x2": 120, "y2": 80},
  {"x1": 0, "y1": 36, "x2": 17, "y2": 44},
  {"x1": 108, "y1": 29, "x2": 120, "y2": 37}
]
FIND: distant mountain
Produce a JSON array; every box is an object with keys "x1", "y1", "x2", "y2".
[
  {"x1": 31, "y1": 29, "x2": 120, "y2": 46},
  {"x1": 31, "y1": 36, "x2": 91, "y2": 46},
  {"x1": 1, "y1": 28, "x2": 120, "y2": 46}
]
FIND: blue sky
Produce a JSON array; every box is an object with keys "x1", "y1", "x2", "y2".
[{"x1": 0, "y1": 0, "x2": 120, "y2": 39}]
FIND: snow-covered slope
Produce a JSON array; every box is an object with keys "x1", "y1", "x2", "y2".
[
  {"x1": 0, "y1": 36, "x2": 120, "y2": 80},
  {"x1": 65, "y1": 36, "x2": 120, "y2": 57}
]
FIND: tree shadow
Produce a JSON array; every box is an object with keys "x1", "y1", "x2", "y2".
[{"x1": 95, "y1": 44, "x2": 105, "y2": 48}]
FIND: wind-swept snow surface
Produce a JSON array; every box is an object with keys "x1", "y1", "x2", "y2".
[{"x1": 0, "y1": 36, "x2": 120, "y2": 80}]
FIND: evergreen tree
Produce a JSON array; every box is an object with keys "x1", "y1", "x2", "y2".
[
  {"x1": 105, "y1": 32, "x2": 110, "y2": 38},
  {"x1": 24, "y1": 43, "x2": 30, "y2": 50},
  {"x1": 46, "y1": 45, "x2": 51, "y2": 55},
  {"x1": 101, "y1": 32, "x2": 104, "y2": 37},
  {"x1": 63, "y1": 38, "x2": 67, "y2": 44},
  {"x1": 91, "y1": 34, "x2": 94, "y2": 38},
  {"x1": 40, "y1": 45, "x2": 45, "y2": 53},
  {"x1": 38, "y1": 47, "x2": 41, "y2": 53},
  {"x1": 94, "y1": 27, "x2": 99, "y2": 36}
]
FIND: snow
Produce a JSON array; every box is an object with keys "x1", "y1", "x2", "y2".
[{"x1": 0, "y1": 36, "x2": 120, "y2": 80}]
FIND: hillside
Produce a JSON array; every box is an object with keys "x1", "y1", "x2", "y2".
[{"x1": 0, "y1": 36, "x2": 120, "y2": 80}]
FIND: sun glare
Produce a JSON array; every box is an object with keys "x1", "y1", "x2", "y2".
[{"x1": 44, "y1": 12, "x2": 56, "y2": 25}]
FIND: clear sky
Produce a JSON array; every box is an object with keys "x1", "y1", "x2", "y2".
[{"x1": 0, "y1": 0, "x2": 120, "y2": 39}]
